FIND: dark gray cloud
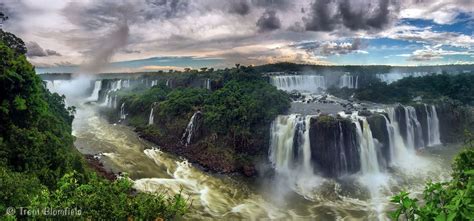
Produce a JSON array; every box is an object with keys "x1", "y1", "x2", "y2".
[
  {"x1": 304, "y1": 0, "x2": 397, "y2": 32},
  {"x1": 144, "y1": 0, "x2": 189, "y2": 20},
  {"x1": 26, "y1": 41, "x2": 61, "y2": 57},
  {"x1": 293, "y1": 38, "x2": 366, "y2": 56},
  {"x1": 256, "y1": 10, "x2": 281, "y2": 32},
  {"x1": 252, "y1": 0, "x2": 291, "y2": 10},
  {"x1": 228, "y1": 0, "x2": 251, "y2": 15}
]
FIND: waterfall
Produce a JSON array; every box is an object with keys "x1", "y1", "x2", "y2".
[
  {"x1": 148, "y1": 104, "x2": 155, "y2": 125},
  {"x1": 269, "y1": 75, "x2": 326, "y2": 93},
  {"x1": 120, "y1": 103, "x2": 127, "y2": 120},
  {"x1": 339, "y1": 74, "x2": 358, "y2": 89},
  {"x1": 151, "y1": 80, "x2": 158, "y2": 87},
  {"x1": 353, "y1": 117, "x2": 380, "y2": 173},
  {"x1": 426, "y1": 105, "x2": 441, "y2": 146},
  {"x1": 383, "y1": 113, "x2": 409, "y2": 166},
  {"x1": 112, "y1": 95, "x2": 118, "y2": 109},
  {"x1": 206, "y1": 79, "x2": 211, "y2": 90},
  {"x1": 87, "y1": 80, "x2": 102, "y2": 102},
  {"x1": 376, "y1": 72, "x2": 431, "y2": 84},
  {"x1": 181, "y1": 111, "x2": 202, "y2": 146},
  {"x1": 269, "y1": 115, "x2": 313, "y2": 174},
  {"x1": 406, "y1": 106, "x2": 424, "y2": 149},
  {"x1": 269, "y1": 104, "x2": 442, "y2": 179},
  {"x1": 102, "y1": 80, "x2": 123, "y2": 107}
]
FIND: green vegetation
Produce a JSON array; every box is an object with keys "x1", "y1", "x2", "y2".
[
  {"x1": 115, "y1": 67, "x2": 291, "y2": 174},
  {"x1": 0, "y1": 30, "x2": 187, "y2": 219},
  {"x1": 329, "y1": 73, "x2": 474, "y2": 105},
  {"x1": 390, "y1": 131, "x2": 474, "y2": 220}
]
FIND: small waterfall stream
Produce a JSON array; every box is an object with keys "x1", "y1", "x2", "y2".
[
  {"x1": 120, "y1": 103, "x2": 127, "y2": 120},
  {"x1": 148, "y1": 103, "x2": 156, "y2": 125},
  {"x1": 181, "y1": 111, "x2": 202, "y2": 146}
]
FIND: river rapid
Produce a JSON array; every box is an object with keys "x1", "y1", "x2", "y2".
[{"x1": 71, "y1": 102, "x2": 462, "y2": 220}]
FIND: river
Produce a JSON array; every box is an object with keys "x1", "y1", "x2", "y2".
[{"x1": 71, "y1": 102, "x2": 462, "y2": 220}]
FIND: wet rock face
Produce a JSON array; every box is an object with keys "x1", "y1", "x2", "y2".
[
  {"x1": 414, "y1": 104, "x2": 429, "y2": 145},
  {"x1": 309, "y1": 116, "x2": 360, "y2": 178},
  {"x1": 436, "y1": 103, "x2": 473, "y2": 143},
  {"x1": 367, "y1": 114, "x2": 390, "y2": 167},
  {"x1": 395, "y1": 105, "x2": 408, "y2": 141}
]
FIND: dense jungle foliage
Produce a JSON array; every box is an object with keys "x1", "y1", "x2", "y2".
[
  {"x1": 115, "y1": 68, "x2": 291, "y2": 174},
  {"x1": 0, "y1": 30, "x2": 187, "y2": 220}
]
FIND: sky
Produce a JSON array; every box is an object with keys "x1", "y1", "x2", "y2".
[{"x1": 0, "y1": 0, "x2": 473, "y2": 73}]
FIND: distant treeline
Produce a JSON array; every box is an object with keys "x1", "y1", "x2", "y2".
[{"x1": 328, "y1": 73, "x2": 474, "y2": 105}]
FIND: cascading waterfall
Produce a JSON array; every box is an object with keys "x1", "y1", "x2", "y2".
[
  {"x1": 120, "y1": 103, "x2": 127, "y2": 120},
  {"x1": 103, "y1": 79, "x2": 128, "y2": 107},
  {"x1": 269, "y1": 105, "x2": 442, "y2": 179},
  {"x1": 148, "y1": 103, "x2": 155, "y2": 125},
  {"x1": 270, "y1": 75, "x2": 326, "y2": 93},
  {"x1": 354, "y1": 118, "x2": 380, "y2": 173},
  {"x1": 426, "y1": 105, "x2": 441, "y2": 146},
  {"x1": 269, "y1": 115, "x2": 313, "y2": 175},
  {"x1": 206, "y1": 79, "x2": 211, "y2": 90},
  {"x1": 339, "y1": 74, "x2": 358, "y2": 89},
  {"x1": 405, "y1": 106, "x2": 424, "y2": 149},
  {"x1": 112, "y1": 95, "x2": 118, "y2": 109},
  {"x1": 151, "y1": 80, "x2": 158, "y2": 87},
  {"x1": 383, "y1": 113, "x2": 409, "y2": 166},
  {"x1": 87, "y1": 80, "x2": 102, "y2": 102},
  {"x1": 181, "y1": 111, "x2": 201, "y2": 146}
]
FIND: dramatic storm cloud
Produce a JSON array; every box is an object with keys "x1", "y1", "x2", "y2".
[
  {"x1": 303, "y1": 0, "x2": 397, "y2": 32},
  {"x1": 26, "y1": 41, "x2": 61, "y2": 57},
  {"x1": 256, "y1": 10, "x2": 281, "y2": 32},
  {"x1": 1, "y1": 0, "x2": 472, "y2": 72}
]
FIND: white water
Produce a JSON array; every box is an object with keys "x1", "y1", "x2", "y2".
[
  {"x1": 86, "y1": 80, "x2": 102, "y2": 102},
  {"x1": 339, "y1": 74, "x2": 358, "y2": 89},
  {"x1": 355, "y1": 118, "x2": 380, "y2": 174},
  {"x1": 405, "y1": 106, "x2": 424, "y2": 149},
  {"x1": 270, "y1": 75, "x2": 326, "y2": 93},
  {"x1": 384, "y1": 111, "x2": 411, "y2": 166},
  {"x1": 206, "y1": 79, "x2": 211, "y2": 90},
  {"x1": 376, "y1": 72, "x2": 431, "y2": 84},
  {"x1": 120, "y1": 103, "x2": 127, "y2": 120},
  {"x1": 181, "y1": 111, "x2": 200, "y2": 146},
  {"x1": 427, "y1": 105, "x2": 441, "y2": 146},
  {"x1": 148, "y1": 105, "x2": 155, "y2": 125},
  {"x1": 47, "y1": 77, "x2": 455, "y2": 220}
]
